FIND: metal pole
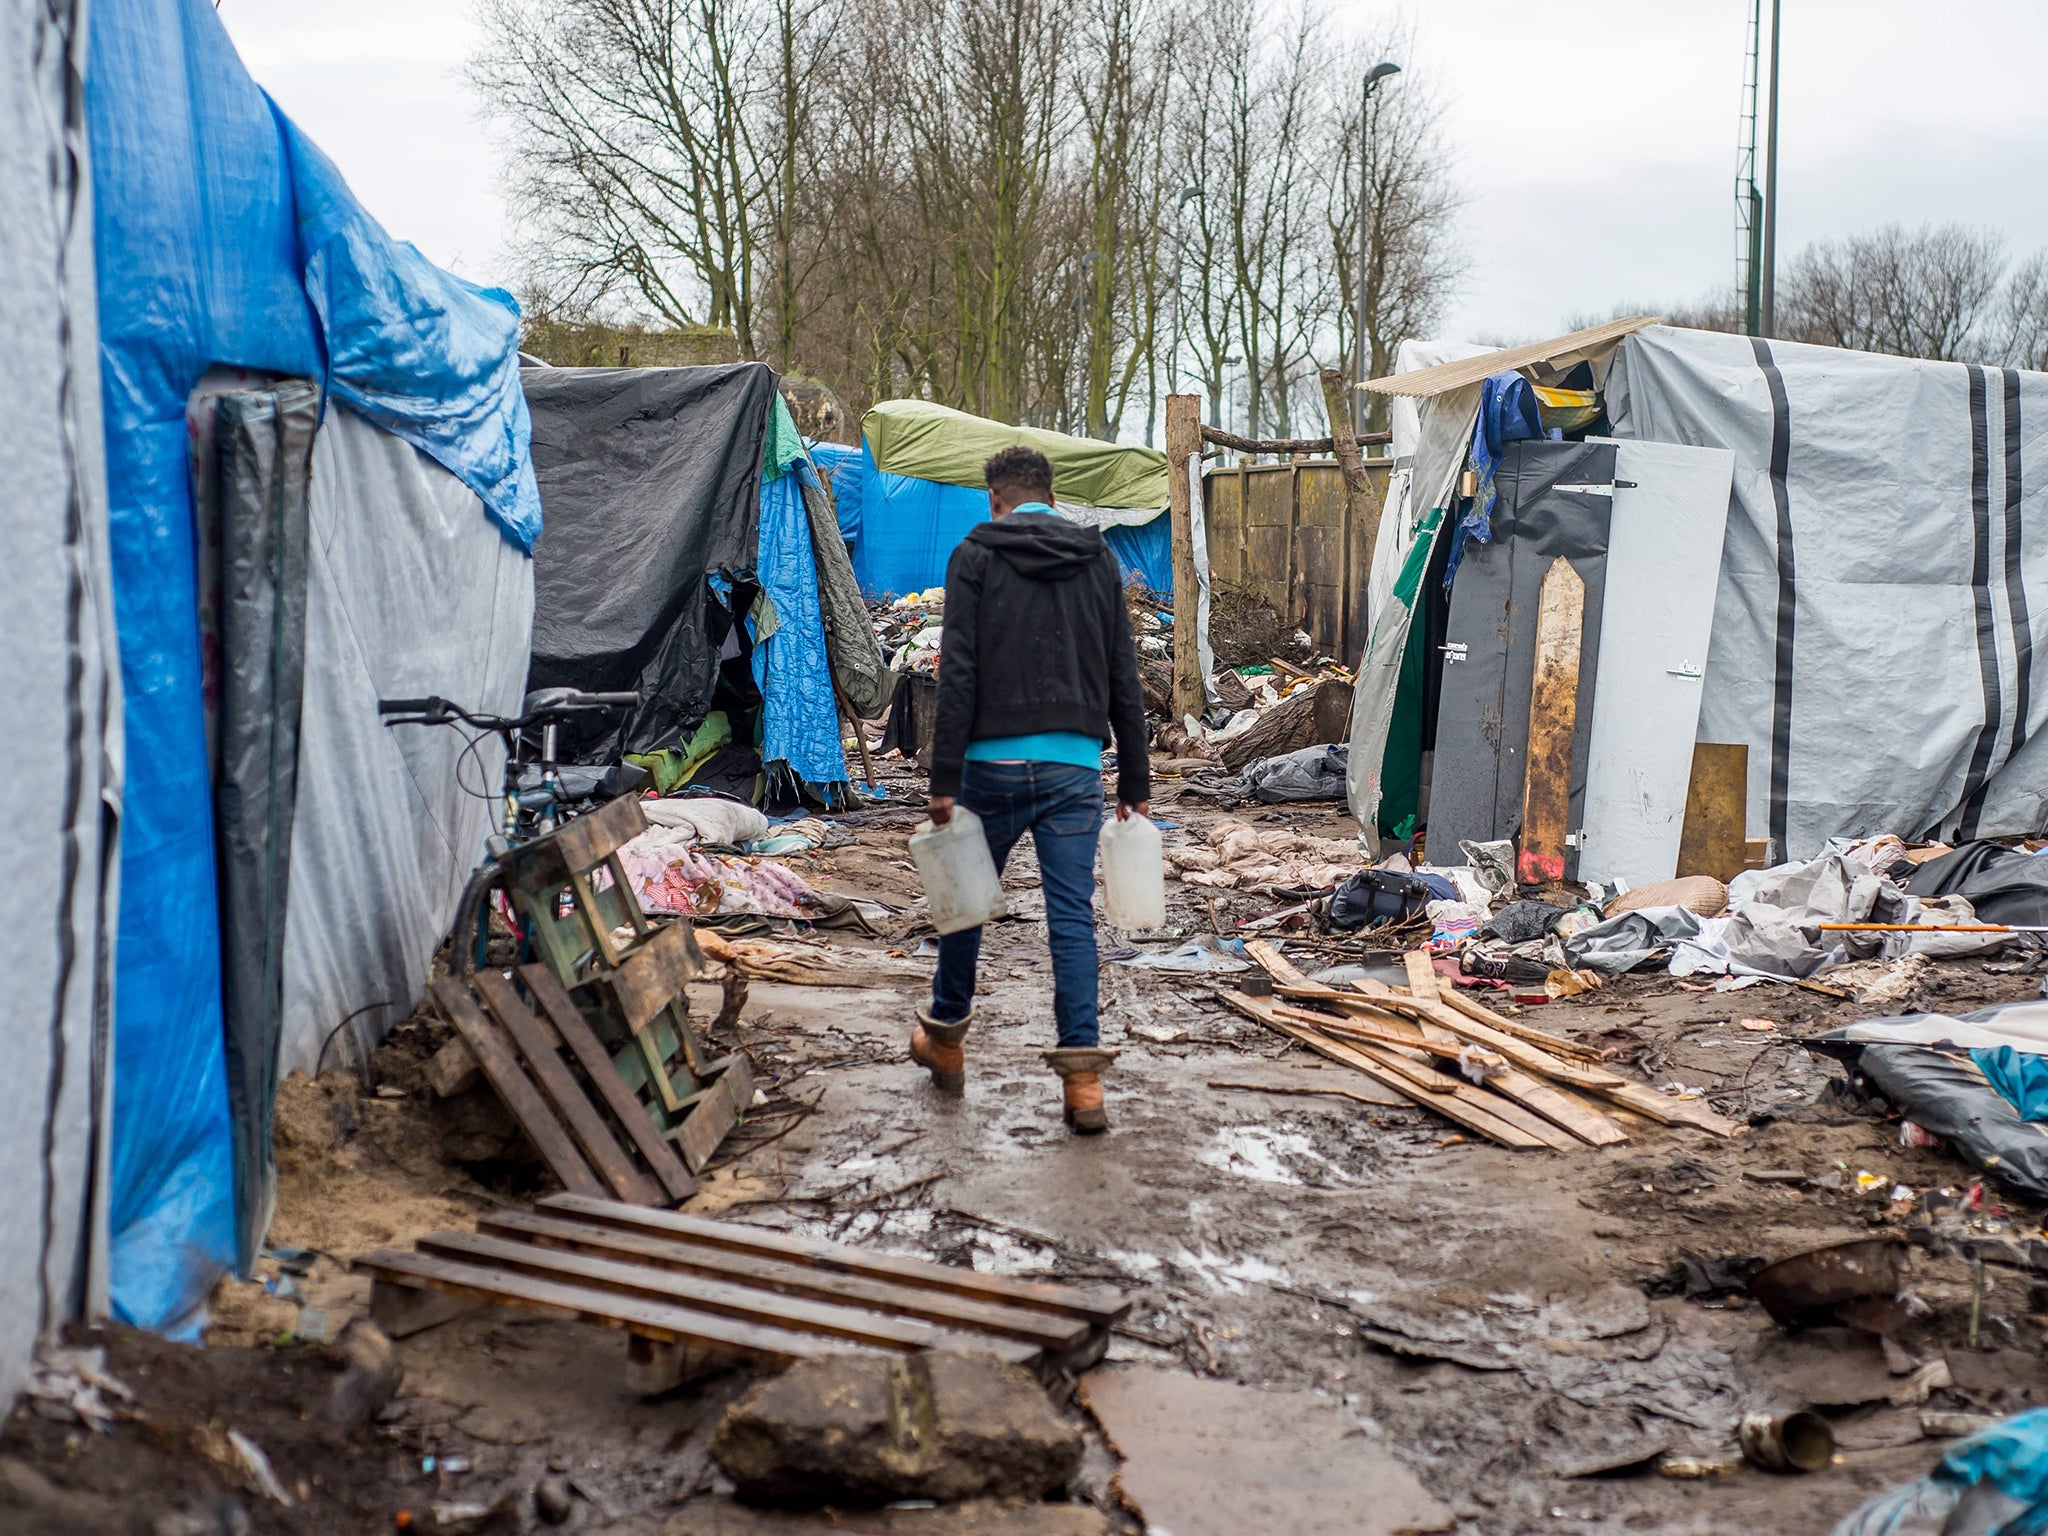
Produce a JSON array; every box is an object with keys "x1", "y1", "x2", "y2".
[
  {"x1": 1760, "y1": 0, "x2": 1781, "y2": 335},
  {"x1": 1352, "y1": 75, "x2": 1371, "y2": 439}
]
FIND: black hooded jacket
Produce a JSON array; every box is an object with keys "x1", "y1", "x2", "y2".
[{"x1": 929, "y1": 511, "x2": 1150, "y2": 804}]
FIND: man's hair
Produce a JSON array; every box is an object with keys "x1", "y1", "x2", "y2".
[{"x1": 983, "y1": 445, "x2": 1055, "y2": 501}]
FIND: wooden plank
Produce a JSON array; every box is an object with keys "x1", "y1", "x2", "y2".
[
  {"x1": 1427, "y1": 983, "x2": 1609, "y2": 1064},
  {"x1": 1482, "y1": 1067, "x2": 1629, "y2": 1148},
  {"x1": 474, "y1": 970, "x2": 662, "y2": 1206},
  {"x1": 1677, "y1": 742, "x2": 1750, "y2": 882},
  {"x1": 1519, "y1": 555, "x2": 1586, "y2": 886},
  {"x1": 1212, "y1": 991, "x2": 1552, "y2": 1150},
  {"x1": 670, "y1": 1072, "x2": 739, "y2": 1173},
  {"x1": 413, "y1": 1230, "x2": 1038, "y2": 1363},
  {"x1": 478, "y1": 1210, "x2": 1089, "y2": 1351},
  {"x1": 1579, "y1": 1078, "x2": 1747, "y2": 1139},
  {"x1": 431, "y1": 978, "x2": 605, "y2": 1199},
  {"x1": 355, "y1": 1248, "x2": 865, "y2": 1366},
  {"x1": 535, "y1": 1193, "x2": 1130, "y2": 1325},
  {"x1": 1351, "y1": 978, "x2": 1622, "y2": 1146},
  {"x1": 368, "y1": 1279, "x2": 474, "y2": 1339},
  {"x1": 521, "y1": 963, "x2": 696, "y2": 1203},
  {"x1": 497, "y1": 792, "x2": 648, "y2": 891},
  {"x1": 1402, "y1": 949, "x2": 1441, "y2": 1003},
  {"x1": 1356, "y1": 984, "x2": 1624, "y2": 1086},
  {"x1": 609, "y1": 919, "x2": 713, "y2": 1033}
]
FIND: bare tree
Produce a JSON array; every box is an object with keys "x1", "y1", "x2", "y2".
[
  {"x1": 1995, "y1": 251, "x2": 2048, "y2": 372},
  {"x1": 1318, "y1": 25, "x2": 1466, "y2": 432},
  {"x1": 1779, "y1": 223, "x2": 2007, "y2": 362}
]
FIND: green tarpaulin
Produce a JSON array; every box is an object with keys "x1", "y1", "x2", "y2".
[{"x1": 861, "y1": 399, "x2": 1167, "y2": 510}]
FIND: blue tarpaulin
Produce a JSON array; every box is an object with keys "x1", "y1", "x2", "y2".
[
  {"x1": 843, "y1": 448, "x2": 1173, "y2": 600},
  {"x1": 89, "y1": 0, "x2": 539, "y2": 1332},
  {"x1": 806, "y1": 439, "x2": 864, "y2": 542},
  {"x1": 752, "y1": 408, "x2": 848, "y2": 792}
]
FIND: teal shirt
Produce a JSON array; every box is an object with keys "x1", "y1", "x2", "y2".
[
  {"x1": 963, "y1": 503, "x2": 1103, "y2": 774},
  {"x1": 964, "y1": 732, "x2": 1104, "y2": 771}
]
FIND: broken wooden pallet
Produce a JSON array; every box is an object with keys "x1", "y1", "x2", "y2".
[
  {"x1": 432, "y1": 963, "x2": 754, "y2": 1211},
  {"x1": 355, "y1": 1194, "x2": 1128, "y2": 1387},
  {"x1": 1232, "y1": 944, "x2": 1743, "y2": 1146}
]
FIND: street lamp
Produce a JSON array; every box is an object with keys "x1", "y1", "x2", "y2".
[{"x1": 1352, "y1": 60, "x2": 1401, "y2": 437}]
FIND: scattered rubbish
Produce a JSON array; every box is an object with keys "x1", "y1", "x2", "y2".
[
  {"x1": 1747, "y1": 1237, "x2": 1908, "y2": 1331},
  {"x1": 1656, "y1": 1451, "x2": 1745, "y2": 1478},
  {"x1": 1738, "y1": 1408, "x2": 1835, "y2": 1472},
  {"x1": 1130, "y1": 1022, "x2": 1191, "y2": 1045},
  {"x1": 1114, "y1": 936, "x2": 1250, "y2": 973},
  {"x1": 1737, "y1": 1017, "x2": 1778, "y2": 1031},
  {"x1": 1831, "y1": 1409, "x2": 2048, "y2": 1534},
  {"x1": 1920, "y1": 1411, "x2": 2001, "y2": 1440},
  {"x1": 1899, "y1": 1121, "x2": 1943, "y2": 1149},
  {"x1": 24, "y1": 1344, "x2": 135, "y2": 1431},
  {"x1": 1645, "y1": 1252, "x2": 1766, "y2": 1304},
  {"x1": 227, "y1": 1429, "x2": 293, "y2": 1506}
]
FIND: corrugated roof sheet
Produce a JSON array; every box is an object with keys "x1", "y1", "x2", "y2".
[{"x1": 1358, "y1": 315, "x2": 1662, "y2": 398}]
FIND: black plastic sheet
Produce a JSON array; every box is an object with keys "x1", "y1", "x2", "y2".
[{"x1": 523, "y1": 364, "x2": 775, "y2": 758}]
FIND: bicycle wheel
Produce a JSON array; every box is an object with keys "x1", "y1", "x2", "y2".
[{"x1": 450, "y1": 862, "x2": 507, "y2": 981}]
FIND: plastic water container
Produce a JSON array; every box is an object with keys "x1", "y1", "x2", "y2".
[
  {"x1": 1099, "y1": 814, "x2": 1167, "y2": 930},
  {"x1": 908, "y1": 807, "x2": 1008, "y2": 935}
]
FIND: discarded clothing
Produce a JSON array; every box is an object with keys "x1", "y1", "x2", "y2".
[
  {"x1": 1443, "y1": 373, "x2": 1545, "y2": 593},
  {"x1": 1113, "y1": 936, "x2": 1250, "y2": 974},
  {"x1": 619, "y1": 836, "x2": 828, "y2": 919},
  {"x1": 1168, "y1": 818, "x2": 1358, "y2": 893},
  {"x1": 1831, "y1": 1408, "x2": 2048, "y2": 1536},
  {"x1": 1236, "y1": 744, "x2": 1349, "y2": 804},
  {"x1": 1906, "y1": 840, "x2": 2048, "y2": 928},
  {"x1": 1644, "y1": 1253, "x2": 1765, "y2": 1304},
  {"x1": 640, "y1": 796, "x2": 771, "y2": 846}
]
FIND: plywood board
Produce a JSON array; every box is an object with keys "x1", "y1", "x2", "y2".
[
  {"x1": 1677, "y1": 742, "x2": 1750, "y2": 882},
  {"x1": 1578, "y1": 439, "x2": 1736, "y2": 886}
]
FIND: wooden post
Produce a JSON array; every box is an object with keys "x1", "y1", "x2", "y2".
[
  {"x1": 1320, "y1": 366, "x2": 1379, "y2": 656},
  {"x1": 1165, "y1": 394, "x2": 1206, "y2": 723}
]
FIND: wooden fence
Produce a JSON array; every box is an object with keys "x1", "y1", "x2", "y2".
[{"x1": 1201, "y1": 457, "x2": 1392, "y2": 664}]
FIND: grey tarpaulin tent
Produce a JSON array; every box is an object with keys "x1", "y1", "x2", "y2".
[
  {"x1": 2, "y1": 0, "x2": 119, "y2": 1402},
  {"x1": 1348, "y1": 322, "x2": 2048, "y2": 865}
]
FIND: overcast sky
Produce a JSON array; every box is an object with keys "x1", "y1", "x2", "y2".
[{"x1": 221, "y1": 0, "x2": 2048, "y2": 345}]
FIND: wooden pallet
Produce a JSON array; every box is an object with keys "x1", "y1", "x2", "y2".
[{"x1": 356, "y1": 1194, "x2": 1129, "y2": 1387}]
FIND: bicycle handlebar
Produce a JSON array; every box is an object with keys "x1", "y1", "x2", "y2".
[{"x1": 378, "y1": 690, "x2": 642, "y2": 731}]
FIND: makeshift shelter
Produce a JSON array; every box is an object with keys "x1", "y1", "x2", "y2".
[
  {"x1": 523, "y1": 369, "x2": 891, "y2": 801},
  {"x1": 836, "y1": 400, "x2": 1175, "y2": 598},
  {"x1": 1346, "y1": 319, "x2": 2048, "y2": 873},
  {"x1": 3, "y1": 0, "x2": 119, "y2": 1407},
  {"x1": 6, "y1": 0, "x2": 542, "y2": 1350}
]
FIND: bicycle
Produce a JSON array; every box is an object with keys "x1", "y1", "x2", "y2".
[{"x1": 379, "y1": 687, "x2": 647, "y2": 977}]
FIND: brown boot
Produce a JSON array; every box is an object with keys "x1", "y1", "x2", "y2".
[
  {"x1": 910, "y1": 1005, "x2": 971, "y2": 1092},
  {"x1": 1044, "y1": 1048, "x2": 1119, "y2": 1135}
]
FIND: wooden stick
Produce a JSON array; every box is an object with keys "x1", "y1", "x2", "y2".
[
  {"x1": 1198, "y1": 425, "x2": 1393, "y2": 453},
  {"x1": 1817, "y1": 922, "x2": 2048, "y2": 934}
]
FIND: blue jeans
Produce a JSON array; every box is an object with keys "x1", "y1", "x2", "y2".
[{"x1": 929, "y1": 761, "x2": 1102, "y2": 1049}]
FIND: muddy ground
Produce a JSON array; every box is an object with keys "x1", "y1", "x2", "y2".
[{"x1": 8, "y1": 755, "x2": 2048, "y2": 1536}]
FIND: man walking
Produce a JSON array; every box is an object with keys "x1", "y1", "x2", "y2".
[{"x1": 912, "y1": 445, "x2": 1150, "y2": 1134}]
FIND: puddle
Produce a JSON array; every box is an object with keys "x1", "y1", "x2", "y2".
[
  {"x1": 1174, "y1": 1246, "x2": 1294, "y2": 1294},
  {"x1": 1196, "y1": 1125, "x2": 1347, "y2": 1186}
]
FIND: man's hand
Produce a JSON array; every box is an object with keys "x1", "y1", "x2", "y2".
[
  {"x1": 928, "y1": 795, "x2": 955, "y2": 826},
  {"x1": 1115, "y1": 799, "x2": 1150, "y2": 822}
]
